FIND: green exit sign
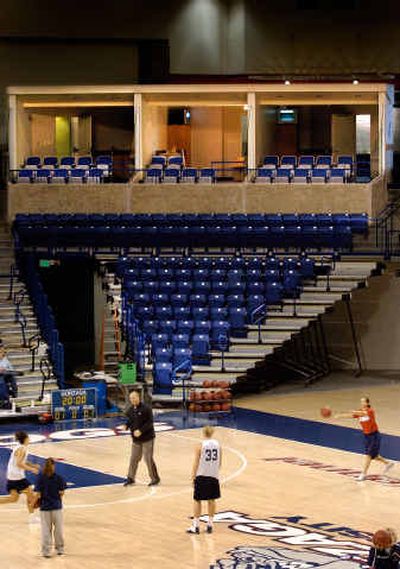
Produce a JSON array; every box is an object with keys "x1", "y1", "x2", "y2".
[{"x1": 39, "y1": 259, "x2": 60, "y2": 268}]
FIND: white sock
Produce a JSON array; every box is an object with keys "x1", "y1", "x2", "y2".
[
  {"x1": 192, "y1": 517, "x2": 199, "y2": 528},
  {"x1": 208, "y1": 516, "x2": 214, "y2": 526}
]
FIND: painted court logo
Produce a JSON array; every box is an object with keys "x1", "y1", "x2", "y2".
[
  {"x1": 212, "y1": 546, "x2": 360, "y2": 568},
  {"x1": 208, "y1": 512, "x2": 370, "y2": 569}
]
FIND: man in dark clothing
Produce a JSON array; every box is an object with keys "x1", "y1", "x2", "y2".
[{"x1": 124, "y1": 390, "x2": 160, "y2": 487}]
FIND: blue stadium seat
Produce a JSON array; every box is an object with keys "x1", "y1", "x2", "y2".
[
  {"x1": 174, "y1": 306, "x2": 191, "y2": 320},
  {"x1": 172, "y1": 334, "x2": 190, "y2": 348},
  {"x1": 146, "y1": 168, "x2": 163, "y2": 183},
  {"x1": 274, "y1": 168, "x2": 292, "y2": 183},
  {"x1": 198, "y1": 168, "x2": 216, "y2": 184},
  {"x1": 152, "y1": 334, "x2": 170, "y2": 350},
  {"x1": 159, "y1": 320, "x2": 176, "y2": 336},
  {"x1": 192, "y1": 334, "x2": 210, "y2": 365},
  {"x1": 43, "y1": 156, "x2": 58, "y2": 169},
  {"x1": 173, "y1": 348, "x2": 191, "y2": 371},
  {"x1": 87, "y1": 168, "x2": 104, "y2": 184},
  {"x1": 151, "y1": 155, "x2": 167, "y2": 167},
  {"x1": 298, "y1": 155, "x2": 314, "y2": 169},
  {"x1": 69, "y1": 169, "x2": 87, "y2": 184},
  {"x1": 35, "y1": 169, "x2": 52, "y2": 183},
  {"x1": 176, "y1": 320, "x2": 194, "y2": 336},
  {"x1": 96, "y1": 156, "x2": 112, "y2": 173},
  {"x1": 17, "y1": 169, "x2": 35, "y2": 183},
  {"x1": 316, "y1": 155, "x2": 332, "y2": 169},
  {"x1": 265, "y1": 282, "x2": 283, "y2": 305},
  {"x1": 254, "y1": 168, "x2": 274, "y2": 183},
  {"x1": 155, "y1": 347, "x2": 173, "y2": 363},
  {"x1": 263, "y1": 155, "x2": 279, "y2": 168},
  {"x1": 25, "y1": 156, "x2": 41, "y2": 168},
  {"x1": 292, "y1": 168, "x2": 310, "y2": 183},
  {"x1": 311, "y1": 169, "x2": 328, "y2": 183},
  {"x1": 155, "y1": 306, "x2": 174, "y2": 320},
  {"x1": 60, "y1": 157, "x2": 75, "y2": 169},
  {"x1": 329, "y1": 168, "x2": 346, "y2": 184},
  {"x1": 153, "y1": 362, "x2": 173, "y2": 394},
  {"x1": 51, "y1": 169, "x2": 69, "y2": 183},
  {"x1": 168, "y1": 156, "x2": 184, "y2": 167},
  {"x1": 181, "y1": 168, "x2": 197, "y2": 183},
  {"x1": 163, "y1": 168, "x2": 180, "y2": 183},
  {"x1": 77, "y1": 156, "x2": 92, "y2": 169},
  {"x1": 280, "y1": 155, "x2": 297, "y2": 169}
]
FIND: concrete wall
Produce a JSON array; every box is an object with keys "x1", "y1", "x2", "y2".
[
  {"x1": 323, "y1": 264, "x2": 400, "y2": 372},
  {"x1": 7, "y1": 176, "x2": 386, "y2": 221}
]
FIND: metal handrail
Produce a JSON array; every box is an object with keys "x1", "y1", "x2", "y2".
[
  {"x1": 250, "y1": 303, "x2": 267, "y2": 344},
  {"x1": 38, "y1": 357, "x2": 52, "y2": 401},
  {"x1": 8, "y1": 264, "x2": 17, "y2": 301},
  {"x1": 28, "y1": 333, "x2": 42, "y2": 372}
]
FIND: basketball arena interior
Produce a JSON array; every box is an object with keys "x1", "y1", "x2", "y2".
[{"x1": 1, "y1": 1, "x2": 400, "y2": 567}]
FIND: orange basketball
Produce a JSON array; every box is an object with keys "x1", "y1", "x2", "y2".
[
  {"x1": 194, "y1": 391, "x2": 202, "y2": 401},
  {"x1": 222, "y1": 390, "x2": 230, "y2": 399},
  {"x1": 203, "y1": 391, "x2": 212, "y2": 400},
  {"x1": 203, "y1": 404, "x2": 211, "y2": 412},
  {"x1": 211, "y1": 380, "x2": 219, "y2": 388},
  {"x1": 221, "y1": 402, "x2": 230, "y2": 411},
  {"x1": 220, "y1": 381, "x2": 229, "y2": 389},
  {"x1": 213, "y1": 403, "x2": 221, "y2": 411},
  {"x1": 203, "y1": 380, "x2": 212, "y2": 388},
  {"x1": 194, "y1": 404, "x2": 202, "y2": 412},
  {"x1": 320, "y1": 406, "x2": 332, "y2": 418},
  {"x1": 189, "y1": 390, "x2": 196, "y2": 401},
  {"x1": 188, "y1": 403, "x2": 195, "y2": 412}
]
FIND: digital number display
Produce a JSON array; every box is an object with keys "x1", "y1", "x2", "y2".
[{"x1": 51, "y1": 388, "x2": 97, "y2": 421}]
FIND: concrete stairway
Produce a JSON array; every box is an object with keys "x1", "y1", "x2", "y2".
[
  {"x1": 189, "y1": 260, "x2": 378, "y2": 388},
  {"x1": 0, "y1": 225, "x2": 59, "y2": 410}
]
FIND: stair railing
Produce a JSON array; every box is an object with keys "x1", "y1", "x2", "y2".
[
  {"x1": 13, "y1": 289, "x2": 27, "y2": 347},
  {"x1": 28, "y1": 333, "x2": 41, "y2": 372},
  {"x1": 38, "y1": 357, "x2": 52, "y2": 401},
  {"x1": 250, "y1": 303, "x2": 267, "y2": 344}
]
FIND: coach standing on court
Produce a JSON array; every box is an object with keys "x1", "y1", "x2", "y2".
[{"x1": 124, "y1": 390, "x2": 160, "y2": 487}]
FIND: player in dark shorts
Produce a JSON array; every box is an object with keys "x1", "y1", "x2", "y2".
[
  {"x1": 187, "y1": 425, "x2": 222, "y2": 535},
  {"x1": 335, "y1": 397, "x2": 394, "y2": 481},
  {"x1": 0, "y1": 431, "x2": 39, "y2": 517}
]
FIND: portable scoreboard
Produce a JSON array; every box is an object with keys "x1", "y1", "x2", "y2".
[{"x1": 51, "y1": 388, "x2": 97, "y2": 421}]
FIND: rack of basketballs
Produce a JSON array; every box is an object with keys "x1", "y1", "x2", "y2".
[{"x1": 187, "y1": 380, "x2": 232, "y2": 414}]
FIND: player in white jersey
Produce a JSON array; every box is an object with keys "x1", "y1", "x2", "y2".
[
  {"x1": 0, "y1": 431, "x2": 39, "y2": 514},
  {"x1": 187, "y1": 425, "x2": 221, "y2": 534}
]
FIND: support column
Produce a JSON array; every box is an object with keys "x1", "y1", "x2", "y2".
[
  {"x1": 134, "y1": 93, "x2": 143, "y2": 173},
  {"x1": 8, "y1": 95, "x2": 17, "y2": 171},
  {"x1": 247, "y1": 92, "x2": 256, "y2": 175}
]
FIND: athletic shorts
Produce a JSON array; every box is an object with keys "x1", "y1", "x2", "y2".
[
  {"x1": 194, "y1": 476, "x2": 220, "y2": 501},
  {"x1": 6, "y1": 478, "x2": 30, "y2": 494},
  {"x1": 364, "y1": 431, "x2": 381, "y2": 458}
]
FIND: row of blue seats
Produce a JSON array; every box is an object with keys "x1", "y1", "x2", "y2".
[
  {"x1": 254, "y1": 168, "x2": 352, "y2": 184},
  {"x1": 146, "y1": 167, "x2": 214, "y2": 184},
  {"x1": 16, "y1": 168, "x2": 106, "y2": 184},
  {"x1": 14, "y1": 212, "x2": 368, "y2": 230},
  {"x1": 150, "y1": 155, "x2": 184, "y2": 168},
  {"x1": 24, "y1": 155, "x2": 112, "y2": 170},
  {"x1": 121, "y1": 257, "x2": 315, "y2": 278},
  {"x1": 262, "y1": 155, "x2": 353, "y2": 169},
  {"x1": 14, "y1": 224, "x2": 355, "y2": 250}
]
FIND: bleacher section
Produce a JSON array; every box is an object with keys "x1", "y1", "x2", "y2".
[
  {"x1": 15, "y1": 155, "x2": 112, "y2": 184},
  {"x1": 254, "y1": 154, "x2": 370, "y2": 184},
  {"x1": 106, "y1": 253, "x2": 377, "y2": 396},
  {"x1": 13, "y1": 213, "x2": 368, "y2": 252}
]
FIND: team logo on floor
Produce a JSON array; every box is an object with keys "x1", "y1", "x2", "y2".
[
  {"x1": 207, "y1": 511, "x2": 370, "y2": 568},
  {"x1": 0, "y1": 422, "x2": 174, "y2": 447},
  {"x1": 264, "y1": 456, "x2": 399, "y2": 486}
]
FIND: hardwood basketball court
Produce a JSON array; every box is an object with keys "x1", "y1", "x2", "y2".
[{"x1": 0, "y1": 373, "x2": 399, "y2": 569}]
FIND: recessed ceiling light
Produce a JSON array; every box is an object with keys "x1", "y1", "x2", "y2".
[
  {"x1": 284, "y1": 80, "x2": 291, "y2": 85},
  {"x1": 353, "y1": 79, "x2": 359, "y2": 85}
]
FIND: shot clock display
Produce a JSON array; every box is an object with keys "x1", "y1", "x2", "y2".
[{"x1": 51, "y1": 388, "x2": 97, "y2": 421}]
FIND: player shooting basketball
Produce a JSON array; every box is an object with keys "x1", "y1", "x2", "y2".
[{"x1": 334, "y1": 396, "x2": 394, "y2": 481}]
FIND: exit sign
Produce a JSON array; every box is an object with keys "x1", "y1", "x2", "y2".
[{"x1": 39, "y1": 259, "x2": 60, "y2": 268}]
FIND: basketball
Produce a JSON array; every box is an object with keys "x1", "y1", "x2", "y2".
[
  {"x1": 202, "y1": 380, "x2": 212, "y2": 388},
  {"x1": 212, "y1": 403, "x2": 221, "y2": 411},
  {"x1": 211, "y1": 380, "x2": 219, "y2": 388},
  {"x1": 320, "y1": 406, "x2": 332, "y2": 418},
  {"x1": 203, "y1": 404, "x2": 211, "y2": 412},
  {"x1": 189, "y1": 390, "x2": 196, "y2": 401},
  {"x1": 219, "y1": 381, "x2": 229, "y2": 389},
  {"x1": 372, "y1": 529, "x2": 393, "y2": 549},
  {"x1": 221, "y1": 402, "x2": 230, "y2": 411},
  {"x1": 188, "y1": 403, "x2": 195, "y2": 412},
  {"x1": 194, "y1": 404, "x2": 202, "y2": 412},
  {"x1": 203, "y1": 391, "x2": 212, "y2": 400}
]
